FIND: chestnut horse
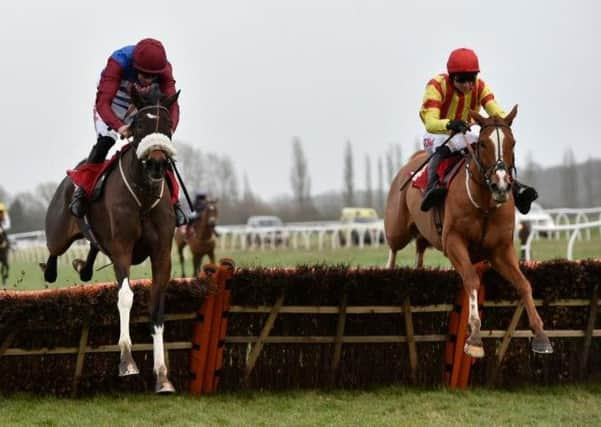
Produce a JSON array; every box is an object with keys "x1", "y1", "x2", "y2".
[
  {"x1": 385, "y1": 106, "x2": 553, "y2": 357},
  {"x1": 174, "y1": 199, "x2": 218, "y2": 277},
  {"x1": 42, "y1": 87, "x2": 181, "y2": 393}
]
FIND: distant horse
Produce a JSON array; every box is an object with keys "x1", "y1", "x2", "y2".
[
  {"x1": 384, "y1": 106, "x2": 553, "y2": 357},
  {"x1": 0, "y1": 227, "x2": 8, "y2": 288},
  {"x1": 174, "y1": 199, "x2": 218, "y2": 277},
  {"x1": 42, "y1": 86, "x2": 181, "y2": 393}
]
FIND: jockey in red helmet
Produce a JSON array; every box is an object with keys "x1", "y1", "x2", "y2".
[
  {"x1": 419, "y1": 48, "x2": 537, "y2": 213},
  {"x1": 70, "y1": 38, "x2": 186, "y2": 225}
]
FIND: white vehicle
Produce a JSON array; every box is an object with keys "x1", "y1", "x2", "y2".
[
  {"x1": 245, "y1": 216, "x2": 289, "y2": 246},
  {"x1": 515, "y1": 202, "x2": 555, "y2": 238}
]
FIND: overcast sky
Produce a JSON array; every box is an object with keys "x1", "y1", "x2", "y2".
[{"x1": 0, "y1": 0, "x2": 598, "y2": 200}]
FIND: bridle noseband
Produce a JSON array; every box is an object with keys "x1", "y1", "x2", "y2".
[{"x1": 465, "y1": 122, "x2": 514, "y2": 194}]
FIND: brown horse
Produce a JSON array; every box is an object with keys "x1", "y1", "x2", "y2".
[
  {"x1": 385, "y1": 106, "x2": 553, "y2": 357},
  {"x1": 0, "y1": 227, "x2": 8, "y2": 288},
  {"x1": 174, "y1": 199, "x2": 218, "y2": 277},
  {"x1": 42, "y1": 87, "x2": 181, "y2": 393}
]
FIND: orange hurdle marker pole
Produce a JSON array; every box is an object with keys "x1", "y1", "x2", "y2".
[
  {"x1": 210, "y1": 259, "x2": 235, "y2": 392},
  {"x1": 449, "y1": 288, "x2": 469, "y2": 388},
  {"x1": 443, "y1": 293, "x2": 461, "y2": 386},
  {"x1": 202, "y1": 262, "x2": 228, "y2": 393},
  {"x1": 189, "y1": 264, "x2": 218, "y2": 395}
]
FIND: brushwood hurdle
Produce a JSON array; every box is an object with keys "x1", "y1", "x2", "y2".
[{"x1": 1, "y1": 259, "x2": 600, "y2": 395}]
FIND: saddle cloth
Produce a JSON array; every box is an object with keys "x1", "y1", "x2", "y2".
[
  {"x1": 411, "y1": 155, "x2": 465, "y2": 193},
  {"x1": 67, "y1": 144, "x2": 180, "y2": 204}
]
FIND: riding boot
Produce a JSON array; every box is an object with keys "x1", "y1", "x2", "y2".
[
  {"x1": 513, "y1": 180, "x2": 538, "y2": 214},
  {"x1": 420, "y1": 146, "x2": 451, "y2": 212},
  {"x1": 174, "y1": 202, "x2": 188, "y2": 227},
  {"x1": 69, "y1": 135, "x2": 116, "y2": 218}
]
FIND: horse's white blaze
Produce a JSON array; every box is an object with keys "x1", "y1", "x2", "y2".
[
  {"x1": 496, "y1": 169, "x2": 508, "y2": 191},
  {"x1": 491, "y1": 130, "x2": 509, "y2": 191},
  {"x1": 491, "y1": 129, "x2": 504, "y2": 163},
  {"x1": 146, "y1": 113, "x2": 159, "y2": 119},
  {"x1": 152, "y1": 324, "x2": 166, "y2": 374},
  {"x1": 117, "y1": 277, "x2": 134, "y2": 352}
]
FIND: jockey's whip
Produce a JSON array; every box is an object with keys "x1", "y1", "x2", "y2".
[
  {"x1": 169, "y1": 159, "x2": 195, "y2": 212},
  {"x1": 399, "y1": 131, "x2": 459, "y2": 191}
]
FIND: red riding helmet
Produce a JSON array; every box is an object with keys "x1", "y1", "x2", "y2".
[
  {"x1": 133, "y1": 38, "x2": 168, "y2": 74},
  {"x1": 446, "y1": 48, "x2": 480, "y2": 74}
]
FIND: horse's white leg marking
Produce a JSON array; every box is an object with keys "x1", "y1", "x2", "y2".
[
  {"x1": 117, "y1": 277, "x2": 134, "y2": 355},
  {"x1": 152, "y1": 324, "x2": 166, "y2": 375},
  {"x1": 469, "y1": 288, "x2": 481, "y2": 332}
]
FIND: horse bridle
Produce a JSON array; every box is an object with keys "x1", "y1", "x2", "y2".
[
  {"x1": 131, "y1": 104, "x2": 172, "y2": 140},
  {"x1": 465, "y1": 122, "x2": 515, "y2": 194},
  {"x1": 120, "y1": 103, "x2": 172, "y2": 214}
]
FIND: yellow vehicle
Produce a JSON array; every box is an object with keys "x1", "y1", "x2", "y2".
[
  {"x1": 339, "y1": 207, "x2": 383, "y2": 246},
  {"x1": 340, "y1": 207, "x2": 379, "y2": 223}
]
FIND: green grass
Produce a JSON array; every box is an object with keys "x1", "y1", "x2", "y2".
[
  {"x1": 2, "y1": 384, "x2": 601, "y2": 426},
  {"x1": 3, "y1": 237, "x2": 599, "y2": 291}
]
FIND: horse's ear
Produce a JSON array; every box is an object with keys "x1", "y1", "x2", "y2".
[
  {"x1": 469, "y1": 110, "x2": 486, "y2": 126},
  {"x1": 504, "y1": 104, "x2": 518, "y2": 126},
  {"x1": 130, "y1": 85, "x2": 144, "y2": 109},
  {"x1": 163, "y1": 90, "x2": 181, "y2": 109}
]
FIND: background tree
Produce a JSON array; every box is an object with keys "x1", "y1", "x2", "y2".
[
  {"x1": 8, "y1": 192, "x2": 46, "y2": 232},
  {"x1": 377, "y1": 156, "x2": 384, "y2": 214},
  {"x1": 35, "y1": 182, "x2": 58, "y2": 208},
  {"x1": 364, "y1": 154, "x2": 373, "y2": 208},
  {"x1": 343, "y1": 140, "x2": 354, "y2": 206},
  {"x1": 560, "y1": 148, "x2": 578, "y2": 207},
  {"x1": 290, "y1": 137, "x2": 311, "y2": 214},
  {"x1": 385, "y1": 147, "x2": 394, "y2": 184}
]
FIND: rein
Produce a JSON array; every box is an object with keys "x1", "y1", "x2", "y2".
[
  {"x1": 462, "y1": 122, "x2": 513, "y2": 245},
  {"x1": 119, "y1": 153, "x2": 165, "y2": 213}
]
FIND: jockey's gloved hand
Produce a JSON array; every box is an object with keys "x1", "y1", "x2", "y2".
[{"x1": 446, "y1": 120, "x2": 470, "y2": 134}]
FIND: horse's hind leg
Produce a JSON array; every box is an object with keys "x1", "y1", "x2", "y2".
[
  {"x1": 149, "y1": 247, "x2": 176, "y2": 393},
  {"x1": 177, "y1": 243, "x2": 186, "y2": 278},
  {"x1": 1, "y1": 261, "x2": 7, "y2": 288},
  {"x1": 42, "y1": 255, "x2": 58, "y2": 283},
  {"x1": 73, "y1": 245, "x2": 99, "y2": 282},
  {"x1": 415, "y1": 237, "x2": 429, "y2": 268},
  {"x1": 445, "y1": 232, "x2": 484, "y2": 358}
]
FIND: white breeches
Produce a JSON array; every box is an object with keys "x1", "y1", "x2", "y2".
[{"x1": 423, "y1": 132, "x2": 478, "y2": 154}]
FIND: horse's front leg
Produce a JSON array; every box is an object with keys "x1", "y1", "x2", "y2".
[
  {"x1": 150, "y1": 248, "x2": 175, "y2": 394},
  {"x1": 113, "y1": 250, "x2": 139, "y2": 376},
  {"x1": 445, "y1": 232, "x2": 484, "y2": 358},
  {"x1": 490, "y1": 245, "x2": 553, "y2": 354}
]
